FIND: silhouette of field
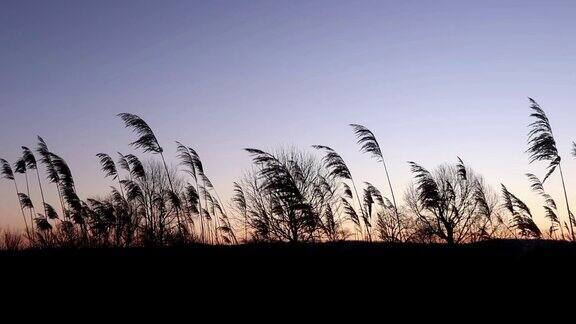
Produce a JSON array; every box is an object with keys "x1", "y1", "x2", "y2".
[
  {"x1": 3, "y1": 240, "x2": 574, "y2": 267},
  {"x1": 2, "y1": 100, "x2": 575, "y2": 249},
  {"x1": 3, "y1": 240, "x2": 572, "y2": 295}
]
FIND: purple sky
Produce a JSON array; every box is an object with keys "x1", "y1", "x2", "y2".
[{"x1": 1, "y1": 0, "x2": 576, "y2": 229}]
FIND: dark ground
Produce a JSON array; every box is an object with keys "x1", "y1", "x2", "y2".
[
  {"x1": 3, "y1": 239, "x2": 575, "y2": 275},
  {"x1": 3, "y1": 240, "x2": 575, "y2": 309},
  {"x1": 3, "y1": 238, "x2": 575, "y2": 258}
]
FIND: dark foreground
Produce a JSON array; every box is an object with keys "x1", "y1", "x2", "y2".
[
  {"x1": 3, "y1": 239, "x2": 575, "y2": 273},
  {"x1": 3, "y1": 240, "x2": 575, "y2": 302}
]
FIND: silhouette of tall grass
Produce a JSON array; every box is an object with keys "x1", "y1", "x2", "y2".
[
  {"x1": 526, "y1": 98, "x2": 574, "y2": 240},
  {"x1": 1, "y1": 98, "x2": 575, "y2": 248},
  {"x1": 312, "y1": 145, "x2": 368, "y2": 240},
  {"x1": 1, "y1": 158, "x2": 30, "y2": 236},
  {"x1": 526, "y1": 173, "x2": 562, "y2": 238},
  {"x1": 350, "y1": 124, "x2": 403, "y2": 240},
  {"x1": 21, "y1": 146, "x2": 51, "y2": 228},
  {"x1": 501, "y1": 185, "x2": 541, "y2": 238},
  {"x1": 118, "y1": 113, "x2": 184, "y2": 238}
]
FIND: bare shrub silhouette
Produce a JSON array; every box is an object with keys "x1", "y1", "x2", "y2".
[
  {"x1": 239, "y1": 148, "x2": 344, "y2": 242},
  {"x1": 2, "y1": 229, "x2": 23, "y2": 251},
  {"x1": 405, "y1": 158, "x2": 501, "y2": 244}
]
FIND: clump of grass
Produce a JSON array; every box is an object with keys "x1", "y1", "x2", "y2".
[{"x1": 526, "y1": 98, "x2": 574, "y2": 240}]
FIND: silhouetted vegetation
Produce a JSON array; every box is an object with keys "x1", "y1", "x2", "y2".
[{"x1": 2, "y1": 98, "x2": 576, "y2": 249}]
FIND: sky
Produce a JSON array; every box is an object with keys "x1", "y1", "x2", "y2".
[{"x1": 1, "y1": 0, "x2": 576, "y2": 230}]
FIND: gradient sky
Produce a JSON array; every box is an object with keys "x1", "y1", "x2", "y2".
[{"x1": 1, "y1": 0, "x2": 576, "y2": 230}]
